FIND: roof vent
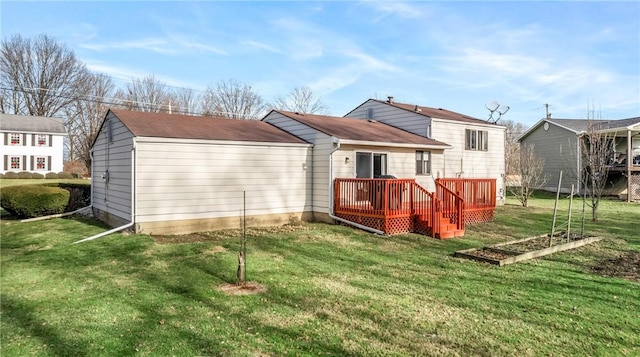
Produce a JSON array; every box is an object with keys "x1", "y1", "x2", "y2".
[
  {"x1": 368, "y1": 119, "x2": 377, "y2": 123},
  {"x1": 387, "y1": 96, "x2": 394, "y2": 104},
  {"x1": 414, "y1": 105, "x2": 422, "y2": 113}
]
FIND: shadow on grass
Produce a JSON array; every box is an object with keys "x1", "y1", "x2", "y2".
[{"x1": 1, "y1": 295, "x2": 89, "y2": 356}]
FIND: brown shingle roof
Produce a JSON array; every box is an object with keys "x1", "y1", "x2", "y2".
[
  {"x1": 110, "y1": 109, "x2": 307, "y2": 144},
  {"x1": 370, "y1": 99, "x2": 488, "y2": 124},
  {"x1": 272, "y1": 110, "x2": 450, "y2": 147}
]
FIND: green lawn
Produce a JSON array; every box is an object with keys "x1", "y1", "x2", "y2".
[
  {"x1": 1, "y1": 195, "x2": 638, "y2": 356},
  {"x1": 0, "y1": 178, "x2": 88, "y2": 188}
]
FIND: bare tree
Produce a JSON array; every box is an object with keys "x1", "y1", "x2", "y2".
[
  {"x1": 1, "y1": 34, "x2": 90, "y2": 117},
  {"x1": 114, "y1": 75, "x2": 174, "y2": 113},
  {"x1": 580, "y1": 120, "x2": 615, "y2": 222},
  {"x1": 64, "y1": 73, "x2": 114, "y2": 172},
  {"x1": 170, "y1": 87, "x2": 201, "y2": 115},
  {"x1": 502, "y1": 119, "x2": 528, "y2": 176},
  {"x1": 201, "y1": 78, "x2": 266, "y2": 119},
  {"x1": 506, "y1": 144, "x2": 547, "y2": 207},
  {"x1": 273, "y1": 86, "x2": 328, "y2": 114}
]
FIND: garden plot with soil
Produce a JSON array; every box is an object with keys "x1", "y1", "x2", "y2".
[{"x1": 455, "y1": 233, "x2": 603, "y2": 266}]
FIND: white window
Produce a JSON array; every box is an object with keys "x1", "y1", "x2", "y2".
[
  {"x1": 10, "y1": 156, "x2": 20, "y2": 170},
  {"x1": 37, "y1": 135, "x2": 47, "y2": 146},
  {"x1": 11, "y1": 133, "x2": 21, "y2": 145},
  {"x1": 465, "y1": 129, "x2": 488, "y2": 151},
  {"x1": 356, "y1": 152, "x2": 388, "y2": 178},
  {"x1": 416, "y1": 151, "x2": 431, "y2": 175}
]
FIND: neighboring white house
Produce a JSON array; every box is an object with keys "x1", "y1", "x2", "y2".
[
  {"x1": 91, "y1": 109, "x2": 313, "y2": 235},
  {"x1": 344, "y1": 98, "x2": 507, "y2": 203},
  {"x1": 0, "y1": 113, "x2": 66, "y2": 174},
  {"x1": 262, "y1": 109, "x2": 451, "y2": 222}
]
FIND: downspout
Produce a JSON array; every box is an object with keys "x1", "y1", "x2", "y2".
[
  {"x1": 327, "y1": 136, "x2": 385, "y2": 235},
  {"x1": 73, "y1": 140, "x2": 136, "y2": 244}
]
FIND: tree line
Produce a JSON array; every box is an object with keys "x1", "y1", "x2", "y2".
[{"x1": 0, "y1": 34, "x2": 328, "y2": 172}]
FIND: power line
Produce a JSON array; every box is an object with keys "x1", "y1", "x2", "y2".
[{"x1": 0, "y1": 85, "x2": 262, "y2": 119}]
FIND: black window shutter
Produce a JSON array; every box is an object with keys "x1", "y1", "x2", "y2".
[
  {"x1": 22, "y1": 155, "x2": 26, "y2": 170},
  {"x1": 30, "y1": 156, "x2": 34, "y2": 171},
  {"x1": 23, "y1": 134, "x2": 27, "y2": 146},
  {"x1": 49, "y1": 135, "x2": 53, "y2": 147},
  {"x1": 4, "y1": 133, "x2": 7, "y2": 145},
  {"x1": 3, "y1": 155, "x2": 7, "y2": 171},
  {"x1": 48, "y1": 156, "x2": 52, "y2": 170},
  {"x1": 32, "y1": 134, "x2": 35, "y2": 146}
]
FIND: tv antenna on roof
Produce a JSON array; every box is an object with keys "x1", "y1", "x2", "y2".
[{"x1": 486, "y1": 100, "x2": 510, "y2": 123}]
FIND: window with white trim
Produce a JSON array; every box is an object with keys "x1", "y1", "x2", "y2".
[
  {"x1": 465, "y1": 129, "x2": 488, "y2": 151},
  {"x1": 11, "y1": 133, "x2": 21, "y2": 145},
  {"x1": 356, "y1": 152, "x2": 388, "y2": 178},
  {"x1": 10, "y1": 156, "x2": 21, "y2": 170},
  {"x1": 37, "y1": 135, "x2": 47, "y2": 146},
  {"x1": 416, "y1": 151, "x2": 431, "y2": 175}
]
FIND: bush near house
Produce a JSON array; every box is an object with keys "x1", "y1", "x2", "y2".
[
  {"x1": 16, "y1": 172, "x2": 33, "y2": 179},
  {"x1": 32, "y1": 173, "x2": 44, "y2": 179},
  {"x1": 57, "y1": 172, "x2": 73, "y2": 179},
  {"x1": 45, "y1": 172, "x2": 58, "y2": 179},
  {"x1": 0, "y1": 185, "x2": 70, "y2": 218}
]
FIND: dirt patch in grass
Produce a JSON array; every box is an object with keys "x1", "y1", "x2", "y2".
[
  {"x1": 152, "y1": 224, "x2": 311, "y2": 244},
  {"x1": 216, "y1": 281, "x2": 267, "y2": 295},
  {"x1": 590, "y1": 251, "x2": 640, "y2": 282}
]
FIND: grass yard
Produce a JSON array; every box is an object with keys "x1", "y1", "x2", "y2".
[{"x1": 1, "y1": 195, "x2": 639, "y2": 356}]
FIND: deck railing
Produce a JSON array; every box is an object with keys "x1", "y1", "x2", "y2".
[
  {"x1": 334, "y1": 178, "x2": 414, "y2": 218},
  {"x1": 334, "y1": 177, "x2": 496, "y2": 237},
  {"x1": 436, "y1": 178, "x2": 496, "y2": 224}
]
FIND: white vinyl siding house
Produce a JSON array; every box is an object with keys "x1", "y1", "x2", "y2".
[
  {"x1": 1, "y1": 114, "x2": 66, "y2": 174},
  {"x1": 345, "y1": 99, "x2": 506, "y2": 203},
  {"x1": 263, "y1": 110, "x2": 450, "y2": 221},
  {"x1": 91, "y1": 109, "x2": 312, "y2": 235}
]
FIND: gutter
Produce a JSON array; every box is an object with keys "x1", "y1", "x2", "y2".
[
  {"x1": 326, "y1": 136, "x2": 385, "y2": 236},
  {"x1": 73, "y1": 140, "x2": 137, "y2": 244}
]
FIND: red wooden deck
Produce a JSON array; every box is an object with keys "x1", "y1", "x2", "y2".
[{"x1": 333, "y1": 178, "x2": 496, "y2": 239}]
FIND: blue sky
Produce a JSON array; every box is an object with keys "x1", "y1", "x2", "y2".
[{"x1": 2, "y1": 1, "x2": 639, "y2": 126}]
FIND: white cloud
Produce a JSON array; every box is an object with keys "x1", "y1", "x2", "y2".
[
  {"x1": 361, "y1": 1, "x2": 423, "y2": 19},
  {"x1": 79, "y1": 36, "x2": 226, "y2": 56},
  {"x1": 241, "y1": 40, "x2": 282, "y2": 54}
]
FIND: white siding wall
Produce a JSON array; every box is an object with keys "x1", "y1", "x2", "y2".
[
  {"x1": 345, "y1": 100, "x2": 432, "y2": 138},
  {"x1": 332, "y1": 144, "x2": 445, "y2": 192},
  {"x1": 1, "y1": 132, "x2": 65, "y2": 174},
  {"x1": 431, "y1": 119, "x2": 505, "y2": 200},
  {"x1": 134, "y1": 139, "x2": 312, "y2": 223},
  {"x1": 263, "y1": 112, "x2": 335, "y2": 215},
  {"x1": 92, "y1": 112, "x2": 134, "y2": 222},
  {"x1": 312, "y1": 135, "x2": 334, "y2": 214}
]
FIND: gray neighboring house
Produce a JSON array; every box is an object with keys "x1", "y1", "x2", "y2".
[{"x1": 518, "y1": 117, "x2": 640, "y2": 201}]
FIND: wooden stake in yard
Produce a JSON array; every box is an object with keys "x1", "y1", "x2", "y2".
[{"x1": 237, "y1": 190, "x2": 247, "y2": 285}]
